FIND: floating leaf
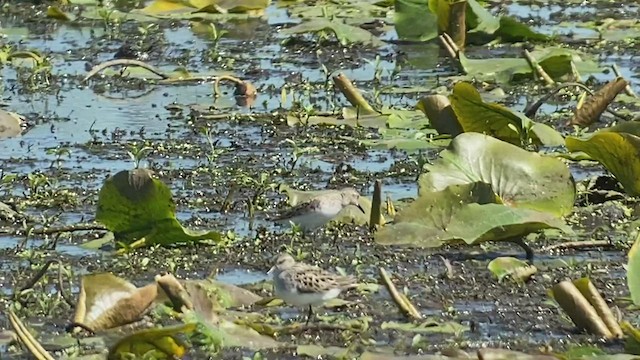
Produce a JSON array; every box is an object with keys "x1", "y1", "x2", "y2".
[
  {"x1": 394, "y1": 0, "x2": 438, "y2": 42},
  {"x1": 416, "y1": 94, "x2": 462, "y2": 136},
  {"x1": 496, "y1": 16, "x2": 550, "y2": 42},
  {"x1": 628, "y1": 233, "x2": 640, "y2": 305},
  {"x1": 140, "y1": 0, "x2": 268, "y2": 16},
  {"x1": 419, "y1": 132, "x2": 575, "y2": 217},
  {"x1": 281, "y1": 19, "x2": 384, "y2": 46},
  {"x1": 487, "y1": 257, "x2": 537, "y2": 283},
  {"x1": 380, "y1": 319, "x2": 468, "y2": 334},
  {"x1": 447, "y1": 82, "x2": 564, "y2": 146},
  {"x1": 73, "y1": 273, "x2": 157, "y2": 332},
  {"x1": 96, "y1": 169, "x2": 223, "y2": 247},
  {"x1": 375, "y1": 182, "x2": 570, "y2": 248},
  {"x1": 46, "y1": 6, "x2": 75, "y2": 21},
  {"x1": 297, "y1": 345, "x2": 351, "y2": 358},
  {"x1": 108, "y1": 323, "x2": 196, "y2": 360},
  {"x1": 566, "y1": 132, "x2": 640, "y2": 196},
  {"x1": 459, "y1": 47, "x2": 601, "y2": 84}
]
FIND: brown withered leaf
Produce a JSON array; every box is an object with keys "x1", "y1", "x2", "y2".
[
  {"x1": 570, "y1": 77, "x2": 628, "y2": 127},
  {"x1": 73, "y1": 273, "x2": 157, "y2": 333}
]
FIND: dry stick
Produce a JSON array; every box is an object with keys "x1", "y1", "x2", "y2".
[
  {"x1": 540, "y1": 240, "x2": 612, "y2": 252},
  {"x1": 612, "y1": 64, "x2": 638, "y2": 98},
  {"x1": 213, "y1": 75, "x2": 254, "y2": 98},
  {"x1": 575, "y1": 278, "x2": 623, "y2": 338},
  {"x1": 369, "y1": 180, "x2": 383, "y2": 232},
  {"x1": 552, "y1": 280, "x2": 613, "y2": 338},
  {"x1": 17, "y1": 259, "x2": 75, "y2": 307},
  {"x1": 523, "y1": 49, "x2": 555, "y2": 86},
  {"x1": 83, "y1": 59, "x2": 170, "y2": 82},
  {"x1": 378, "y1": 267, "x2": 422, "y2": 320},
  {"x1": 438, "y1": 33, "x2": 465, "y2": 73},
  {"x1": 332, "y1": 73, "x2": 376, "y2": 114},
  {"x1": 9, "y1": 310, "x2": 56, "y2": 360},
  {"x1": 0, "y1": 223, "x2": 106, "y2": 236},
  {"x1": 523, "y1": 82, "x2": 631, "y2": 121}
]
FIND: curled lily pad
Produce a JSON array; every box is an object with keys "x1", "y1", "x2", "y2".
[
  {"x1": 281, "y1": 19, "x2": 384, "y2": 47},
  {"x1": 442, "y1": 82, "x2": 564, "y2": 147},
  {"x1": 374, "y1": 182, "x2": 570, "y2": 248},
  {"x1": 566, "y1": 130, "x2": 640, "y2": 196},
  {"x1": 487, "y1": 257, "x2": 537, "y2": 283},
  {"x1": 419, "y1": 132, "x2": 575, "y2": 217},
  {"x1": 73, "y1": 273, "x2": 157, "y2": 332},
  {"x1": 96, "y1": 169, "x2": 223, "y2": 247}
]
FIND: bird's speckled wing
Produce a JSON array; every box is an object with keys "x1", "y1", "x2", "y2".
[
  {"x1": 279, "y1": 265, "x2": 355, "y2": 294},
  {"x1": 273, "y1": 198, "x2": 322, "y2": 221}
]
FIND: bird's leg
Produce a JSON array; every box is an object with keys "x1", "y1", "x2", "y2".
[{"x1": 305, "y1": 305, "x2": 313, "y2": 325}]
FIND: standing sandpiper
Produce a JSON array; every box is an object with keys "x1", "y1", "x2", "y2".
[
  {"x1": 268, "y1": 253, "x2": 357, "y2": 324},
  {"x1": 273, "y1": 187, "x2": 365, "y2": 232}
]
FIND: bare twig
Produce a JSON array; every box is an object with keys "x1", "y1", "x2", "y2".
[
  {"x1": 9, "y1": 310, "x2": 55, "y2": 360},
  {"x1": 332, "y1": 73, "x2": 376, "y2": 114},
  {"x1": 541, "y1": 240, "x2": 612, "y2": 252},
  {"x1": 0, "y1": 223, "x2": 107, "y2": 236},
  {"x1": 438, "y1": 33, "x2": 465, "y2": 73},
  {"x1": 369, "y1": 180, "x2": 382, "y2": 232},
  {"x1": 523, "y1": 82, "x2": 632, "y2": 121},
  {"x1": 612, "y1": 64, "x2": 637, "y2": 98},
  {"x1": 16, "y1": 259, "x2": 74, "y2": 307},
  {"x1": 523, "y1": 49, "x2": 555, "y2": 86},
  {"x1": 83, "y1": 59, "x2": 170, "y2": 82},
  {"x1": 378, "y1": 267, "x2": 422, "y2": 320}
]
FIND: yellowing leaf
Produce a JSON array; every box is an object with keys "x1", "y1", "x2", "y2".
[
  {"x1": 108, "y1": 323, "x2": 196, "y2": 360},
  {"x1": 628, "y1": 233, "x2": 640, "y2": 305},
  {"x1": 566, "y1": 132, "x2": 640, "y2": 196},
  {"x1": 46, "y1": 6, "x2": 75, "y2": 21}
]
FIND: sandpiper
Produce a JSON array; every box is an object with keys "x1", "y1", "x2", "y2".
[
  {"x1": 273, "y1": 187, "x2": 365, "y2": 232},
  {"x1": 268, "y1": 253, "x2": 357, "y2": 324}
]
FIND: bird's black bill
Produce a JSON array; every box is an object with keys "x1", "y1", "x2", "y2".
[{"x1": 357, "y1": 204, "x2": 366, "y2": 213}]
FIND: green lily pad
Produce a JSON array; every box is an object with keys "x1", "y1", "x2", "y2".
[
  {"x1": 281, "y1": 19, "x2": 384, "y2": 46},
  {"x1": 565, "y1": 132, "x2": 640, "y2": 196},
  {"x1": 374, "y1": 182, "x2": 571, "y2": 247},
  {"x1": 496, "y1": 16, "x2": 550, "y2": 42},
  {"x1": 394, "y1": 0, "x2": 438, "y2": 42},
  {"x1": 444, "y1": 82, "x2": 564, "y2": 147},
  {"x1": 96, "y1": 169, "x2": 223, "y2": 247},
  {"x1": 459, "y1": 47, "x2": 602, "y2": 84},
  {"x1": 487, "y1": 256, "x2": 537, "y2": 283},
  {"x1": 627, "y1": 233, "x2": 640, "y2": 305},
  {"x1": 419, "y1": 132, "x2": 575, "y2": 217}
]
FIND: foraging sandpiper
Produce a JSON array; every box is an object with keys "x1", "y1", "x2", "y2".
[
  {"x1": 268, "y1": 253, "x2": 357, "y2": 324},
  {"x1": 273, "y1": 187, "x2": 365, "y2": 232}
]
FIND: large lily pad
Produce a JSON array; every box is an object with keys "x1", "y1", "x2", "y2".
[
  {"x1": 459, "y1": 47, "x2": 602, "y2": 84},
  {"x1": 417, "y1": 82, "x2": 564, "y2": 147},
  {"x1": 375, "y1": 181, "x2": 570, "y2": 247},
  {"x1": 419, "y1": 132, "x2": 576, "y2": 217},
  {"x1": 96, "y1": 169, "x2": 223, "y2": 247},
  {"x1": 281, "y1": 19, "x2": 384, "y2": 46},
  {"x1": 394, "y1": 0, "x2": 437, "y2": 42},
  {"x1": 566, "y1": 127, "x2": 640, "y2": 196}
]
